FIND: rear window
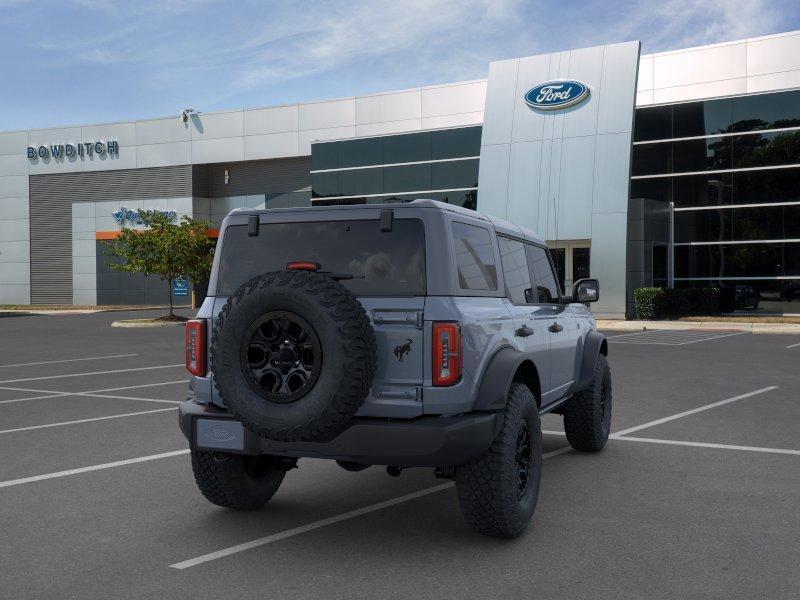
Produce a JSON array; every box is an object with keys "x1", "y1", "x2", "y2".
[{"x1": 216, "y1": 218, "x2": 426, "y2": 296}]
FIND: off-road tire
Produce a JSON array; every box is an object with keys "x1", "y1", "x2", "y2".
[
  {"x1": 211, "y1": 270, "x2": 377, "y2": 442},
  {"x1": 191, "y1": 450, "x2": 286, "y2": 510},
  {"x1": 563, "y1": 354, "x2": 612, "y2": 451},
  {"x1": 455, "y1": 383, "x2": 542, "y2": 538}
]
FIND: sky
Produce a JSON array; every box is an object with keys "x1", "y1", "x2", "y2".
[{"x1": 1, "y1": 0, "x2": 800, "y2": 131}]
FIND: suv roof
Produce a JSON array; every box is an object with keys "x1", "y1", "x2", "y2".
[{"x1": 229, "y1": 199, "x2": 546, "y2": 246}]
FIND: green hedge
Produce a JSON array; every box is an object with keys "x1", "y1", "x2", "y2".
[{"x1": 633, "y1": 287, "x2": 720, "y2": 319}]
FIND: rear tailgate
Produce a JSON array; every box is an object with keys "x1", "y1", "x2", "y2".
[{"x1": 356, "y1": 297, "x2": 425, "y2": 418}]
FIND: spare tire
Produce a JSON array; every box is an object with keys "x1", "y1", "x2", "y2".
[{"x1": 211, "y1": 270, "x2": 376, "y2": 442}]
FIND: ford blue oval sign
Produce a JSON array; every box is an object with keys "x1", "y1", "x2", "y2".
[{"x1": 524, "y1": 80, "x2": 589, "y2": 111}]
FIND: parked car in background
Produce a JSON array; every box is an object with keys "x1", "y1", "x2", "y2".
[
  {"x1": 735, "y1": 285, "x2": 760, "y2": 310},
  {"x1": 780, "y1": 281, "x2": 800, "y2": 302}
]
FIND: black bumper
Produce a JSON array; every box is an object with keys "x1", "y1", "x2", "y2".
[{"x1": 179, "y1": 400, "x2": 498, "y2": 468}]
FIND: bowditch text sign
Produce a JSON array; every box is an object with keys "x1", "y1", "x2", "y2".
[{"x1": 27, "y1": 140, "x2": 119, "y2": 160}]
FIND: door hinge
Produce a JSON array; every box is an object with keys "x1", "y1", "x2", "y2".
[{"x1": 372, "y1": 311, "x2": 424, "y2": 329}]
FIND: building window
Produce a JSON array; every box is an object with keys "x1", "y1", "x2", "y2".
[
  {"x1": 310, "y1": 126, "x2": 481, "y2": 209},
  {"x1": 631, "y1": 89, "x2": 800, "y2": 312}
]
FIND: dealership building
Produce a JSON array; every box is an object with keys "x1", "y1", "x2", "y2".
[{"x1": 1, "y1": 29, "x2": 800, "y2": 316}]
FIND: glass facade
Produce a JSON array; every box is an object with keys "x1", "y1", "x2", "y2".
[
  {"x1": 311, "y1": 126, "x2": 481, "y2": 209},
  {"x1": 631, "y1": 89, "x2": 800, "y2": 313}
]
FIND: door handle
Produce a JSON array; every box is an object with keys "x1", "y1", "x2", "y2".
[
  {"x1": 548, "y1": 322, "x2": 563, "y2": 333},
  {"x1": 515, "y1": 325, "x2": 534, "y2": 338}
]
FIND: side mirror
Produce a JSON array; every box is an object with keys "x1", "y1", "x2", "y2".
[{"x1": 572, "y1": 278, "x2": 599, "y2": 303}]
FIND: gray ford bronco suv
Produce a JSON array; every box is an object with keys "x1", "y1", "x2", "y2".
[{"x1": 180, "y1": 199, "x2": 611, "y2": 538}]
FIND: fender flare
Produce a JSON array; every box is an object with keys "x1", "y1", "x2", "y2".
[
  {"x1": 472, "y1": 347, "x2": 538, "y2": 411},
  {"x1": 572, "y1": 329, "x2": 607, "y2": 393}
]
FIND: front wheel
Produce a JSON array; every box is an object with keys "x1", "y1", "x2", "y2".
[
  {"x1": 563, "y1": 354, "x2": 612, "y2": 451},
  {"x1": 455, "y1": 383, "x2": 542, "y2": 538},
  {"x1": 191, "y1": 450, "x2": 287, "y2": 510}
]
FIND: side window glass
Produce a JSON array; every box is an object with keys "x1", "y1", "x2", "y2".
[
  {"x1": 525, "y1": 244, "x2": 560, "y2": 304},
  {"x1": 498, "y1": 237, "x2": 533, "y2": 304},
  {"x1": 451, "y1": 222, "x2": 498, "y2": 291}
]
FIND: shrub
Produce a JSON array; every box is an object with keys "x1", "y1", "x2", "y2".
[
  {"x1": 633, "y1": 287, "x2": 662, "y2": 319},
  {"x1": 633, "y1": 286, "x2": 720, "y2": 319}
]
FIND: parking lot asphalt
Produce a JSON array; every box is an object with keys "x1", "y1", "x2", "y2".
[{"x1": 1, "y1": 310, "x2": 798, "y2": 599}]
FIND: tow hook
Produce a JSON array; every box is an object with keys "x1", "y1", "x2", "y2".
[{"x1": 386, "y1": 466, "x2": 403, "y2": 477}]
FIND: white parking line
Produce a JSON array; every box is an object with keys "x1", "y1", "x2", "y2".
[
  {"x1": 170, "y1": 482, "x2": 456, "y2": 569},
  {"x1": 87, "y1": 380, "x2": 189, "y2": 394},
  {"x1": 0, "y1": 450, "x2": 189, "y2": 489},
  {"x1": 0, "y1": 364, "x2": 184, "y2": 385},
  {"x1": 0, "y1": 380, "x2": 188, "y2": 405},
  {"x1": 82, "y1": 393, "x2": 181, "y2": 405},
  {"x1": 0, "y1": 391, "x2": 71, "y2": 404},
  {"x1": 0, "y1": 407, "x2": 177, "y2": 434},
  {"x1": 170, "y1": 446, "x2": 574, "y2": 569},
  {"x1": 608, "y1": 329, "x2": 746, "y2": 346},
  {"x1": 613, "y1": 436, "x2": 800, "y2": 456},
  {"x1": 786, "y1": 342, "x2": 800, "y2": 349},
  {"x1": 0, "y1": 353, "x2": 138, "y2": 369},
  {"x1": 546, "y1": 429, "x2": 799, "y2": 456},
  {"x1": 611, "y1": 386, "x2": 778, "y2": 437},
  {"x1": 679, "y1": 332, "x2": 747, "y2": 345}
]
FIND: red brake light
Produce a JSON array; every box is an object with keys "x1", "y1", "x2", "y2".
[
  {"x1": 286, "y1": 261, "x2": 320, "y2": 271},
  {"x1": 185, "y1": 319, "x2": 206, "y2": 377},
  {"x1": 433, "y1": 322, "x2": 462, "y2": 387}
]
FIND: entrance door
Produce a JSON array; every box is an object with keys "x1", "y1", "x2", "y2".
[
  {"x1": 548, "y1": 241, "x2": 591, "y2": 295},
  {"x1": 652, "y1": 243, "x2": 668, "y2": 287}
]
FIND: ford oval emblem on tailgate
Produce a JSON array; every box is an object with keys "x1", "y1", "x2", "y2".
[
  {"x1": 524, "y1": 80, "x2": 589, "y2": 110},
  {"x1": 208, "y1": 427, "x2": 235, "y2": 441}
]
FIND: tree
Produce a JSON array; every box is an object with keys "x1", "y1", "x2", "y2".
[{"x1": 104, "y1": 210, "x2": 215, "y2": 319}]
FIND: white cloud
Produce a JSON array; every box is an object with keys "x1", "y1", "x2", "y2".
[
  {"x1": 231, "y1": 0, "x2": 526, "y2": 89},
  {"x1": 608, "y1": 0, "x2": 785, "y2": 53},
  {"x1": 2, "y1": 0, "x2": 797, "y2": 130}
]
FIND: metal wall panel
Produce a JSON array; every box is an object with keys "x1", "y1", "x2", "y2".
[
  {"x1": 478, "y1": 41, "x2": 641, "y2": 317},
  {"x1": 28, "y1": 165, "x2": 192, "y2": 304},
  {"x1": 206, "y1": 157, "x2": 311, "y2": 197}
]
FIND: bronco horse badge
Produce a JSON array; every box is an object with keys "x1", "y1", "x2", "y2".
[{"x1": 394, "y1": 338, "x2": 413, "y2": 363}]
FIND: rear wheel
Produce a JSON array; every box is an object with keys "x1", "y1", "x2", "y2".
[
  {"x1": 563, "y1": 354, "x2": 612, "y2": 451},
  {"x1": 455, "y1": 383, "x2": 542, "y2": 538},
  {"x1": 191, "y1": 450, "x2": 286, "y2": 510}
]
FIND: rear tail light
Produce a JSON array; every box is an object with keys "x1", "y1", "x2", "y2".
[
  {"x1": 185, "y1": 319, "x2": 206, "y2": 377},
  {"x1": 432, "y1": 322, "x2": 462, "y2": 387}
]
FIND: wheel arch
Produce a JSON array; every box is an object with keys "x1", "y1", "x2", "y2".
[
  {"x1": 473, "y1": 347, "x2": 542, "y2": 411},
  {"x1": 572, "y1": 329, "x2": 607, "y2": 394}
]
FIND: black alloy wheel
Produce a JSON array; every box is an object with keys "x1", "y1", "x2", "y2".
[{"x1": 241, "y1": 311, "x2": 322, "y2": 403}]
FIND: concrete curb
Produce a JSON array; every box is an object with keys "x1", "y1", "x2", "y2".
[
  {"x1": 111, "y1": 319, "x2": 187, "y2": 328},
  {"x1": 598, "y1": 319, "x2": 800, "y2": 334},
  {"x1": 1, "y1": 309, "x2": 102, "y2": 315}
]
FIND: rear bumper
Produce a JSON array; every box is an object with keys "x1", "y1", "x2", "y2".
[{"x1": 179, "y1": 400, "x2": 498, "y2": 468}]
